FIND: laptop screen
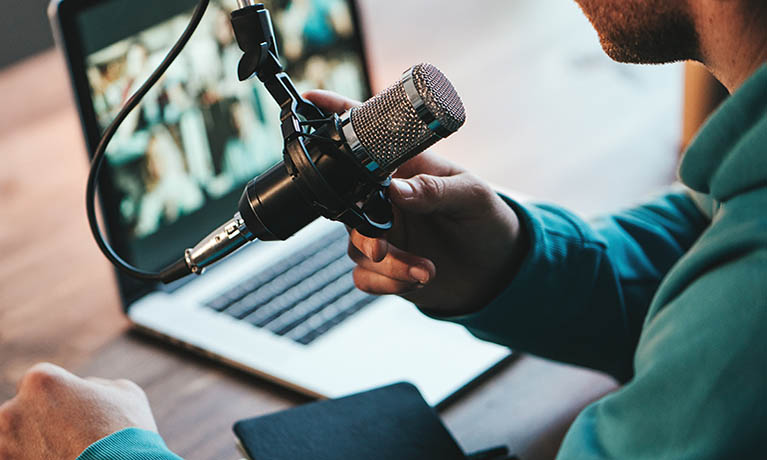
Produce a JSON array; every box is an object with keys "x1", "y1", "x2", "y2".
[{"x1": 72, "y1": 0, "x2": 369, "y2": 272}]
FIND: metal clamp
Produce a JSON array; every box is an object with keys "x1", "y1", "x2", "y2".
[
  {"x1": 402, "y1": 66, "x2": 452, "y2": 138},
  {"x1": 339, "y1": 110, "x2": 387, "y2": 179}
]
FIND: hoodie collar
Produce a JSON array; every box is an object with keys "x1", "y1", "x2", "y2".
[{"x1": 679, "y1": 64, "x2": 767, "y2": 202}]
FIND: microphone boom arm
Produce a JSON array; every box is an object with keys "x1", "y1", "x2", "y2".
[
  {"x1": 228, "y1": 3, "x2": 394, "y2": 234},
  {"x1": 182, "y1": 3, "x2": 396, "y2": 278},
  {"x1": 230, "y1": 3, "x2": 325, "y2": 137}
]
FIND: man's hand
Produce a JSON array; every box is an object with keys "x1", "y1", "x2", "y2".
[
  {"x1": 304, "y1": 90, "x2": 529, "y2": 316},
  {"x1": 0, "y1": 363, "x2": 158, "y2": 460}
]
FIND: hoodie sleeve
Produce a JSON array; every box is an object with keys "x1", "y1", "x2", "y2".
[
  {"x1": 76, "y1": 428, "x2": 183, "y2": 460},
  {"x1": 555, "y1": 249, "x2": 767, "y2": 459},
  {"x1": 446, "y1": 190, "x2": 708, "y2": 382}
]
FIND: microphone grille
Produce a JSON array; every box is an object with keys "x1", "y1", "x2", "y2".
[
  {"x1": 349, "y1": 63, "x2": 465, "y2": 173},
  {"x1": 411, "y1": 63, "x2": 466, "y2": 132}
]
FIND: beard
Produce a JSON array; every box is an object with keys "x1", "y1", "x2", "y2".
[{"x1": 574, "y1": 0, "x2": 700, "y2": 64}]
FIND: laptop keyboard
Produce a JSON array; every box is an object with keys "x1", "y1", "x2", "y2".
[{"x1": 204, "y1": 227, "x2": 377, "y2": 345}]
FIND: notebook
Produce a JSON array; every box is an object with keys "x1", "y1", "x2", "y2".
[{"x1": 233, "y1": 382, "x2": 468, "y2": 460}]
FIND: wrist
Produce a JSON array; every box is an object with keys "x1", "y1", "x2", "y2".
[
  {"x1": 502, "y1": 194, "x2": 531, "y2": 278},
  {"x1": 473, "y1": 193, "x2": 529, "y2": 306}
]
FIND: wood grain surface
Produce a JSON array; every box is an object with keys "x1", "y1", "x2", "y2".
[{"x1": 1, "y1": 1, "x2": 688, "y2": 458}]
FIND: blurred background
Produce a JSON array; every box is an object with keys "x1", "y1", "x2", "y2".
[{"x1": 0, "y1": 0, "x2": 54, "y2": 69}]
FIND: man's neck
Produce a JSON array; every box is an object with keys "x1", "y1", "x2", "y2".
[{"x1": 692, "y1": 1, "x2": 767, "y2": 92}]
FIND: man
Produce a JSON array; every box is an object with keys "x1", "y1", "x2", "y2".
[{"x1": 2, "y1": 0, "x2": 765, "y2": 458}]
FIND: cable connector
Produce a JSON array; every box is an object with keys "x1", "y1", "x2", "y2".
[{"x1": 182, "y1": 213, "x2": 256, "y2": 277}]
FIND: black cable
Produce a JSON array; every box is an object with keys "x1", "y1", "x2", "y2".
[{"x1": 86, "y1": 0, "x2": 210, "y2": 281}]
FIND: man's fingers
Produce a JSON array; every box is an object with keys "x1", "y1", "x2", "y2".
[
  {"x1": 85, "y1": 377, "x2": 142, "y2": 393},
  {"x1": 352, "y1": 267, "x2": 421, "y2": 295},
  {"x1": 303, "y1": 90, "x2": 360, "y2": 114},
  {"x1": 0, "y1": 400, "x2": 20, "y2": 437},
  {"x1": 389, "y1": 172, "x2": 493, "y2": 216},
  {"x1": 85, "y1": 377, "x2": 112, "y2": 386},
  {"x1": 348, "y1": 230, "x2": 388, "y2": 262},
  {"x1": 17, "y1": 363, "x2": 74, "y2": 396},
  {"x1": 348, "y1": 242, "x2": 435, "y2": 284},
  {"x1": 393, "y1": 151, "x2": 464, "y2": 179}
]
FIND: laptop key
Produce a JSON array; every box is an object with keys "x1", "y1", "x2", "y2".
[
  {"x1": 223, "y1": 238, "x2": 348, "y2": 319},
  {"x1": 208, "y1": 295, "x2": 235, "y2": 312},
  {"x1": 231, "y1": 250, "x2": 348, "y2": 321},
  {"x1": 266, "y1": 273, "x2": 357, "y2": 336},
  {"x1": 243, "y1": 257, "x2": 354, "y2": 327},
  {"x1": 202, "y1": 225, "x2": 376, "y2": 345},
  {"x1": 288, "y1": 289, "x2": 376, "y2": 345},
  {"x1": 205, "y1": 227, "x2": 346, "y2": 312}
]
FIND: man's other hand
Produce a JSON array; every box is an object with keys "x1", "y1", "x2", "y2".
[
  {"x1": 304, "y1": 90, "x2": 528, "y2": 316},
  {"x1": 0, "y1": 363, "x2": 158, "y2": 460}
]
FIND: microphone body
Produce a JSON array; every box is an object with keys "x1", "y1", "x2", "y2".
[
  {"x1": 183, "y1": 63, "x2": 465, "y2": 276},
  {"x1": 238, "y1": 116, "x2": 364, "y2": 242}
]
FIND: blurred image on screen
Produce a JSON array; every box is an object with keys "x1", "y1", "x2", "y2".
[{"x1": 83, "y1": 0, "x2": 366, "y2": 239}]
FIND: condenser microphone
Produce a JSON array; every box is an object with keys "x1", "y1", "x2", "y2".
[
  {"x1": 85, "y1": 0, "x2": 465, "y2": 285},
  {"x1": 341, "y1": 63, "x2": 466, "y2": 176},
  {"x1": 175, "y1": 63, "x2": 466, "y2": 280}
]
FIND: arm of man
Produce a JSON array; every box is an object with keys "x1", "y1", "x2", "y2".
[
  {"x1": 556, "y1": 249, "x2": 767, "y2": 458},
  {"x1": 0, "y1": 363, "x2": 181, "y2": 460},
  {"x1": 305, "y1": 90, "x2": 710, "y2": 384},
  {"x1": 450, "y1": 191, "x2": 709, "y2": 382}
]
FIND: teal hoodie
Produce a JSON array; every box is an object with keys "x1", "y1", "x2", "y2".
[
  {"x1": 77, "y1": 65, "x2": 767, "y2": 460},
  {"x1": 452, "y1": 64, "x2": 767, "y2": 459}
]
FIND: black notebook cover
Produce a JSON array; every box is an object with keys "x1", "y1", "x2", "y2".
[{"x1": 233, "y1": 382, "x2": 467, "y2": 460}]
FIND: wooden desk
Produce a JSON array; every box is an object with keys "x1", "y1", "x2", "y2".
[{"x1": 2, "y1": 1, "x2": 689, "y2": 458}]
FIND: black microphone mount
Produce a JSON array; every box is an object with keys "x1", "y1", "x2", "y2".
[
  {"x1": 86, "y1": 0, "x2": 436, "y2": 284},
  {"x1": 180, "y1": 2, "x2": 394, "y2": 278}
]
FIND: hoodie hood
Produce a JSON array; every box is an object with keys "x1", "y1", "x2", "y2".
[{"x1": 680, "y1": 64, "x2": 767, "y2": 202}]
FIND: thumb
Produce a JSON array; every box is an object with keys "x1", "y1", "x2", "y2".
[
  {"x1": 303, "y1": 90, "x2": 360, "y2": 115},
  {"x1": 389, "y1": 174, "x2": 489, "y2": 215}
]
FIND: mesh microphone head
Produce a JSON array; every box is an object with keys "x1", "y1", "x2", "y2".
[{"x1": 346, "y1": 63, "x2": 466, "y2": 175}]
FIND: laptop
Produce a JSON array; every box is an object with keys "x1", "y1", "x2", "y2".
[{"x1": 49, "y1": 0, "x2": 511, "y2": 406}]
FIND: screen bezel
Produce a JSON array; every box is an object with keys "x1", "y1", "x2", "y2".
[{"x1": 50, "y1": 0, "x2": 373, "y2": 309}]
